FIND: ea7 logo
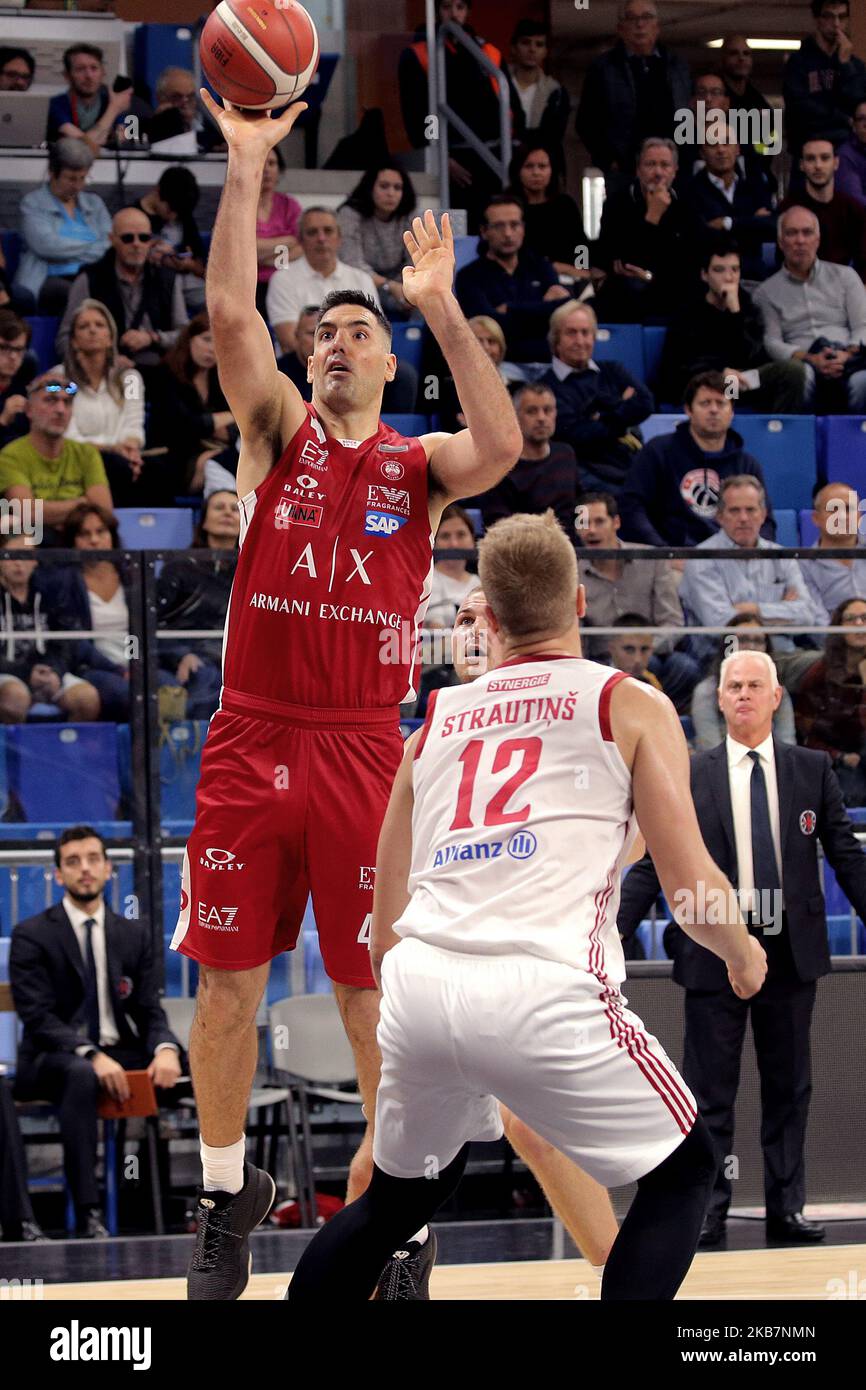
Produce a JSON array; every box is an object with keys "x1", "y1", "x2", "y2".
[
  {"x1": 198, "y1": 904, "x2": 240, "y2": 931},
  {"x1": 365, "y1": 511, "x2": 406, "y2": 535},
  {"x1": 300, "y1": 439, "x2": 329, "y2": 471},
  {"x1": 367, "y1": 485, "x2": 410, "y2": 515}
]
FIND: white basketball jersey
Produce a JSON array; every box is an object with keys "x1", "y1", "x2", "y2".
[{"x1": 395, "y1": 656, "x2": 639, "y2": 981}]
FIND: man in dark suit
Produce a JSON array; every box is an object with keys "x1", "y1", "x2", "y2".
[
  {"x1": 10, "y1": 825, "x2": 183, "y2": 1237},
  {"x1": 618, "y1": 650, "x2": 866, "y2": 1246}
]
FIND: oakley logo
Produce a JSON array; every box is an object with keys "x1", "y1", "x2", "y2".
[{"x1": 200, "y1": 848, "x2": 246, "y2": 871}]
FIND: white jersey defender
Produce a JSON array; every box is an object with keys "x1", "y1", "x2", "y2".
[{"x1": 373, "y1": 655, "x2": 698, "y2": 1188}]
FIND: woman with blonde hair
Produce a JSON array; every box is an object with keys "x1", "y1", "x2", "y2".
[{"x1": 442, "y1": 316, "x2": 525, "y2": 430}]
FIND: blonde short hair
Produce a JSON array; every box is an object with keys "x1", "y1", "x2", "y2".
[
  {"x1": 468, "y1": 315, "x2": 506, "y2": 361},
  {"x1": 478, "y1": 510, "x2": 577, "y2": 639},
  {"x1": 548, "y1": 300, "x2": 597, "y2": 354}
]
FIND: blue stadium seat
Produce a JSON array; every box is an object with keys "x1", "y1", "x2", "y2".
[
  {"x1": 733, "y1": 416, "x2": 816, "y2": 509},
  {"x1": 160, "y1": 720, "x2": 208, "y2": 833},
  {"x1": 799, "y1": 509, "x2": 819, "y2": 545},
  {"x1": 6, "y1": 725, "x2": 120, "y2": 823},
  {"x1": 115, "y1": 508, "x2": 194, "y2": 550},
  {"x1": 390, "y1": 322, "x2": 426, "y2": 374},
  {"x1": 381, "y1": 413, "x2": 429, "y2": 436},
  {"x1": 133, "y1": 23, "x2": 193, "y2": 102},
  {"x1": 639, "y1": 413, "x2": 684, "y2": 443},
  {"x1": 823, "y1": 860, "x2": 866, "y2": 954},
  {"x1": 594, "y1": 324, "x2": 644, "y2": 381},
  {"x1": 642, "y1": 326, "x2": 667, "y2": 387},
  {"x1": 23, "y1": 317, "x2": 60, "y2": 372},
  {"x1": 463, "y1": 507, "x2": 484, "y2": 536},
  {"x1": 774, "y1": 510, "x2": 798, "y2": 546},
  {"x1": 453, "y1": 235, "x2": 478, "y2": 274},
  {"x1": 820, "y1": 418, "x2": 866, "y2": 492},
  {"x1": 0, "y1": 231, "x2": 20, "y2": 285}
]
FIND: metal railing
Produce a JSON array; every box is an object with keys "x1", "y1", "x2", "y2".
[{"x1": 426, "y1": 7, "x2": 511, "y2": 199}]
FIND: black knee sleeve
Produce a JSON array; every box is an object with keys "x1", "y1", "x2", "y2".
[{"x1": 638, "y1": 1115, "x2": 718, "y2": 1195}]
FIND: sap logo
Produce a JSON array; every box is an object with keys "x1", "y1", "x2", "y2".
[
  {"x1": 365, "y1": 511, "x2": 406, "y2": 536},
  {"x1": 368, "y1": 485, "x2": 410, "y2": 515},
  {"x1": 299, "y1": 439, "x2": 329, "y2": 471},
  {"x1": 506, "y1": 830, "x2": 537, "y2": 860},
  {"x1": 433, "y1": 841, "x2": 504, "y2": 867},
  {"x1": 197, "y1": 904, "x2": 239, "y2": 932},
  {"x1": 275, "y1": 500, "x2": 323, "y2": 530},
  {"x1": 199, "y1": 848, "x2": 245, "y2": 871}
]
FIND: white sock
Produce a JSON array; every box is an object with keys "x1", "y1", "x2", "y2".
[
  {"x1": 591, "y1": 1263, "x2": 605, "y2": 1280},
  {"x1": 402, "y1": 1226, "x2": 428, "y2": 1248},
  {"x1": 201, "y1": 1136, "x2": 246, "y2": 1194}
]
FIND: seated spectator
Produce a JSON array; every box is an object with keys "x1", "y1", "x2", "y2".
[
  {"x1": 0, "y1": 312, "x2": 38, "y2": 449},
  {"x1": 506, "y1": 20, "x2": 569, "y2": 162},
  {"x1": 576, "y1": 490, "x2": 699, "y2": 709},
  {"x1": 836, "y1": 100, "x2": 866, "y2": 207},
  {"x1": 157, "y1": 492, "x2": 239, "y2": 720},
  {"x1": 266, "y1": 207, "x2": 381, "y2": 354},
  {"x1": 13, "y1": 140, "x2": 111, "y2": 315},
  {"x1": 57, "y1": 206, "x2": 189, "y2": 375},
  {"x1": 9, "y1": 826, "x2": 183, "y2": 1238},
  {"x1": 146, "y1": 66, "x2": 220, "y2": 153},
  {"x1": 803, "y1": 481, "x2": 866, "y2": 621},
  {"x1": 147, "y1": 313, "x2": 234, "y2": 495},
  {"x1": 594, "y1": 137, "x2": 700, "y2": 323},
  {"x1": 661, "y1": 237, "x2": 807, "y2": 410},
  {"x1": 619, "y1": 370, "x2": 775, "y2": 547},
  {"x1": 54, "y1": 299, "x2": 145, "y2": 507},
  {"x1": 398, "y1": 0, "x2": 522, "y2": 228},
  {"x1": 52, "y1": 503, "x2": 130, "y2": 721},
  {"x1": 454, "y1": 194, "x2": 569, "y2": 362},
  {"x1": 541, "y1": 301, "x2": 653, "y2": 498},
  {"x1": 466, "y1": 383, "x2": 579, "y2": 535},
  {"x1": 508, "y1": 143, "x2": 593, "y2": 285},
  {"x1": 426, "y1": 504, "x2": 478, "y2": 628},
  {"x1": 47, "y1": 43, "x2": 134, "y2": 151},
  {"x1": 779, "y1": 137, "x2": 866, "y2": 277},
  {"x1": 256, "y1": 145, "x2": 302, "y2": 314},
  {"x1": 575, "y1": 0, "x2": 691, "y2": 192},
  {"x1": 679, "y1": 475, "x2": 819, "y2": 691},
  {"x1": 0, "y1": 535, "x2": 100, "y2": 723},
  {"x1": 337, "y1": 162, "x2": 416, "y2": 321},
  {"x1": 684, "y1": 132, "x2": 776, "y2": 281},
  {"x1": 135, "y1": 166, "x2": 207, "y2": 311},
  {"x1": 674, "y1": 73, "x2": 731, "y2": 186},
  {"x1": 795, "y1": 595, "x2": 866, "y2": 804},
  {"x1": 691, "y1": 612, "x2": 797, "y2": 749},
  {"x1": 605, "y1": 613, "x2": 663, "y2": 688},
  {"x1": 0, "y1": 372, "x2": 112, "y2": 533},
  {"x1": 783, "y1": 0, "x2": 866, "y2": 155},
  {"x1": 275, "y1": 304, "x2": 320, "y2": 401},
  {"x1": 439, "y1": 315, "x2": 526, "y2": 431},
  {"x1": 753, "y1": 205, "x2": 866, "y2": 412},
  {"x1": 0, "y1": 46, "x2": 35, "y2": 90}
]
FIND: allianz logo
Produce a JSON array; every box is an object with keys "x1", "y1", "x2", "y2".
[{"x1": 432, "y1": 831, "x2": 538, "y2": 868}]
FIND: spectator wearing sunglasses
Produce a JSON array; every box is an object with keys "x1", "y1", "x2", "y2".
[
  {"x1": 0, "y1": 372, "x2": 112, "y2": 535},
  {"x1": 56, "y1": 207, "x2": 188, "y2": 377},
  {"x1": 13, "y1": 140, "x2": 111, "y2": 315}
]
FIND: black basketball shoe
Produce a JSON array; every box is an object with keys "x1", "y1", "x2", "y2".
[
  {"x1": 187, "y1": 1162, "x2": 276, "y2": 1300},
  {"x1": 375, "y1": 1230, "x2": 438, "y2": 1301}
]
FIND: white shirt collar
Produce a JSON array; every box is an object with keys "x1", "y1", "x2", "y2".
[
  {"x1": 63, "y1": 894, "x2": 105, "y2": 932},
  {"x1": 706, "y1": 170, "x2": 737, "y2": 197},
  {"x1": 551, "y1": 355, "x2": 599, "y2": 381},
  {"x1": 725, "y1": 731, "x2": 775, "y2": 769}
]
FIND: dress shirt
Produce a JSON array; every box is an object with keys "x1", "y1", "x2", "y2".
[
  {"x1": 753, "y1": 257, "x2": 866, "y2": 360},
  {"x1": 726, "y1": 733, "x2": 784, "y2": 912},
  {"x1": 706, "y1": 171, "x2": 737, "y2": 230},
  {"x1": 679, "y1": 530, "x2": 816, "y2": 651},
  {"x1": 551, "y1": 356, "x2": 600, "y2": 381},
  {"x1": 802, "y1": 548, "x2": 866, "y2": 625},
  {"x1": 64, "y1": 895, "x2": 119, "y2": 1049},
  {"x1": 266, "y1": 257, "x2": 381, "y2": 328}
]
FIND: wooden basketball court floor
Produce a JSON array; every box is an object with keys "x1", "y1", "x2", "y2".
[{"x1": 34, "y1": 1244, "x2": 865, "y2": 1300}]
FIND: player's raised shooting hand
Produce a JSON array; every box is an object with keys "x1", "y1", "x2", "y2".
[
  {"x1": 402, "y1": 211, "x2": 456, "y2": 310},
  {"x1": 199, "y1": 88, "x2": 307, "y2": 160}
]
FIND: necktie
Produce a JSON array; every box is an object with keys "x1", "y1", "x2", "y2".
[
  {"x1": 82, "y1": 917, "x2": 101, "y2": 1048},
  {"x1": 748, "y1": 750, "x2": 780, "y2": 924}
]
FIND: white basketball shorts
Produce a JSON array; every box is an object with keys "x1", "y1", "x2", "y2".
[{"x1": 373, "y1": 937, "x2": 697, "y2": 1188}]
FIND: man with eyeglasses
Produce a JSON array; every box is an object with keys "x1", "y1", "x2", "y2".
[
  {"x1": 57, "y1": 207, "x2": 188, "y2": 373},
  {"x1": 575, "y1": 0, "x2": 691, "y2": 193},
  {"x1": 0, "y1": 46, "x2": 35, "y2": 92},
  {"x1": 147, "y1": 67, "x2": 223, "y2": 154},
  {"x1": 0, "y1": 311, "x2": 37, "y2": 450},
  {"x1": 0, "y1": 372, "x2": 112, "y2": 533}
]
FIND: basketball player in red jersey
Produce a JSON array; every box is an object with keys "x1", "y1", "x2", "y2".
[{"x1": 175, "y1": 93, "x2": 522, "y2": 1299}]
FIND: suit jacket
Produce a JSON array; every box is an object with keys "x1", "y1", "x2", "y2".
[
  {"x1": 684, "y1": 168, "x2": 777, "y2": 276},
  {"x1": 618, "y1": 740, "x2": 866, "y2": 989},
  {"x1": 9, "y1": 902, "x2": 180, "y2": 1090}
]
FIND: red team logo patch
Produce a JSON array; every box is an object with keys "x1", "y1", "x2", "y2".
[
  {"x1": 799, "y1": 810, "x2": 817, "y2": 835},
  {"x1": 380, "y1": 461, "x2": 404, "y2": 480}
]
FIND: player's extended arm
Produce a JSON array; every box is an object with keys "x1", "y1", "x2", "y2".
[
  {"x1": 370, "y1": 732, "x2": 418, "y2": 988},
  {"x1": 199, "y1": 90, "x2": 309, "y2": 488},
  {"x1": 402, "y1": 213, "x2": 522, "y2": 502},
  {"x1": 610, "y1": 679, "x2": 767, "y2": 999}
]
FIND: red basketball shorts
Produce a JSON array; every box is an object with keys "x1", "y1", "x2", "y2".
[{"x1": 170, "y1": 688, "x2": 404, "y2": 987}]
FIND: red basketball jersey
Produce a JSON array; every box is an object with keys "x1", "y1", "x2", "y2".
[{"x1": 222, "y1": 404, "x2": 434, "y2": 709}]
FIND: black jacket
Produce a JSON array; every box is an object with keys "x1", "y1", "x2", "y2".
[
  {"x1": 595, "y1": 180, "x2": 701, "y2": 298},
  {"x1": 576, "y1": 40, "x2": 691, "y2": 172},
  {"x1": 10, "y1": 902, "x2": 181, "y2": 1089},
  {"x1": 617, "y1": 740, "x2": 866, "y2": 989},
  {"x1": 660, "y1": 290, "x2": 769, "y2": 400},
  {"x1": 683, "y1": 168, "x2": 777, "y2": 278},
  {"x1": 782, "y1": 35, "x2": 866, "y2": 152}
]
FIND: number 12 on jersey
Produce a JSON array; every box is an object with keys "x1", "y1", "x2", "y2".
[{"x1": 449, "y1": 736, "x2": 542, "y2": 831}]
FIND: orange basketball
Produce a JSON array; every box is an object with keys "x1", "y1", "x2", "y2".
[{"x1": 200, "y1": 0, "x2": 319, "y2": 110}]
